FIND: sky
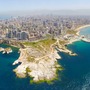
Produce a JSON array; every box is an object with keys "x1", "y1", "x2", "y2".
[{"x1": 0, "y1": 0, "x2": 90, "y2": 15}]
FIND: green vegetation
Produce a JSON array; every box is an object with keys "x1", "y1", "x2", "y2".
[
  {"x1": 27, "y1": 56, "x2": 35, "y2": 62},
  {"x1": 59, "y1": 40, "x2": 68, "y2": 46},
  {"x1": 30, "y1": 76, "x2": 58, "y2": 85},
  {"x1": 66, "y1": 30, "x2": 77, "y2": 35},
  {"x1": 26, "y1": 67, "x2": 31, "y2": 73},
  {"x1": 29, "y1": 65, "x2": 63, "y2": 84},
  {"x1": 23, "y1": 39, "x2": 56, "y2": 51}
]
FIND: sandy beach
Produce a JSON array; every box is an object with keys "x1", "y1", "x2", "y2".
[
  {"x1": 76, "y1": 25, "x2": 90, "y2": 36},
  {"x1": 75, "y1": 25, "x2": 90, "y2": 42}
]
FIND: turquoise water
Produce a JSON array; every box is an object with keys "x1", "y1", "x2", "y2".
[
  {"x1": 0, "y1": 28, "x2": 90, "y2": 90},
  {"x1": 80, "y1": 26, "x2": 90, "y2": 39}
]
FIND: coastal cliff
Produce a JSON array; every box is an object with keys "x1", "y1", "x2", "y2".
[
  {"x1": 12, "y1": 38, "x2": 77, "y2": 83},
  {"x1": 1, "y1": 26, "x2": 83, "y2": 83}
]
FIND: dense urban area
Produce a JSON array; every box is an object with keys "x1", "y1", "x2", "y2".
[
  {"x1": 0, "y1": 15, "x2": 90, "y2": 82},
  {"x1": 0, "y1": 15, "x2": 90, "y2": 41}
]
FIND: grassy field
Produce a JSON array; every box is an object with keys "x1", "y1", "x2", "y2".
[
  {"x1": 66, "y1": 30, "x2": 77, "y2": 35},
  {"x1": 59, "y1": 40, "x2": 68, "y2": 46},
  {"x1": 23, "y1": 39, "x2": 57, "y2": 51}
]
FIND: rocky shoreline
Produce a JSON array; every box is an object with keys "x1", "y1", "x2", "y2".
[
  {"x1": 1, "y1": 25, "x2": 90, "y2": 83},
  {"x1": 13, "y1": 48, "x2": 62, "y2": 82},
  {"x1": 0, "y1": 47, "x2": 12, "y2": 54},
  {"x1": 12, "y1": 38, "x2": 77, "y2": 83}
]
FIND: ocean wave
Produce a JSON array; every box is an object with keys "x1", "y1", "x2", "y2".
[{"x1": 82, "y1": 73, "x2": 90, "y2": 90}]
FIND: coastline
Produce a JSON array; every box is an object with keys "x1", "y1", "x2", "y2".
[
  {"x1": 66, "y1": 24, "x2": 90, "y2": 45},
  {"x1": 76, "y1": 25, "x2": 90, "y2": 36},
  {"x1": 0, "y1": 47, "x2": 12, "y2": 54},
  {"x1": 13, "y1": 48, "x2": 63, "y2": 82},
  {"x1": 11, "y1": 24, "x2": 90, "y2": 83},
  {"x1": 76, "y1": 25, "x2": 90, "y2": 42},
  {"x1": 12, "y1": 38, "x2": 77, "y2": 83}
]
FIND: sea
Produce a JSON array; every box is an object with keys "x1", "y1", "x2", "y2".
[
  {"x1": 0, "y1": 16, "x2": 11, "y2": 20},
  {"x1": 0, "y1": 17, "x2": 90, "y2": 90}
]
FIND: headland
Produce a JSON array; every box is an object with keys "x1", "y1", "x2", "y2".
[
  {"x1": 13, "y1": 24, "x2": 90, "y2": 83},
  {"x1": 0, "y1": 16, "x2": 90, "y2": 83},
  {"x1": 1, "y1": 24, "x2": 90, "y2": 83}
]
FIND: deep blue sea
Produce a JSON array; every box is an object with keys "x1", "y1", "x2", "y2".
[
  {"x1": 0, "y1": 27, "x2": 90, "y2": 90},
  {"x1": 0, "y1": 16, "x2": 11, "y2": 20}
]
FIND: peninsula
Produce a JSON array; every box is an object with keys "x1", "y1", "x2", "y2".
[
  {"x1": 12, "y1": 38, "x2": 77, "y2": 83},
  {"x1": 0, "y1": 15, "x2": 90, "y2": 83}
]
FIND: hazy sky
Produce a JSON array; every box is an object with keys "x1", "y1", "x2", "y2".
[
  {"x1": 0, "y1": 0, "x2": 90, "y2": 12},
  {"x1": 0, "y1": 0, "x2": 90, "y2": 16}
]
